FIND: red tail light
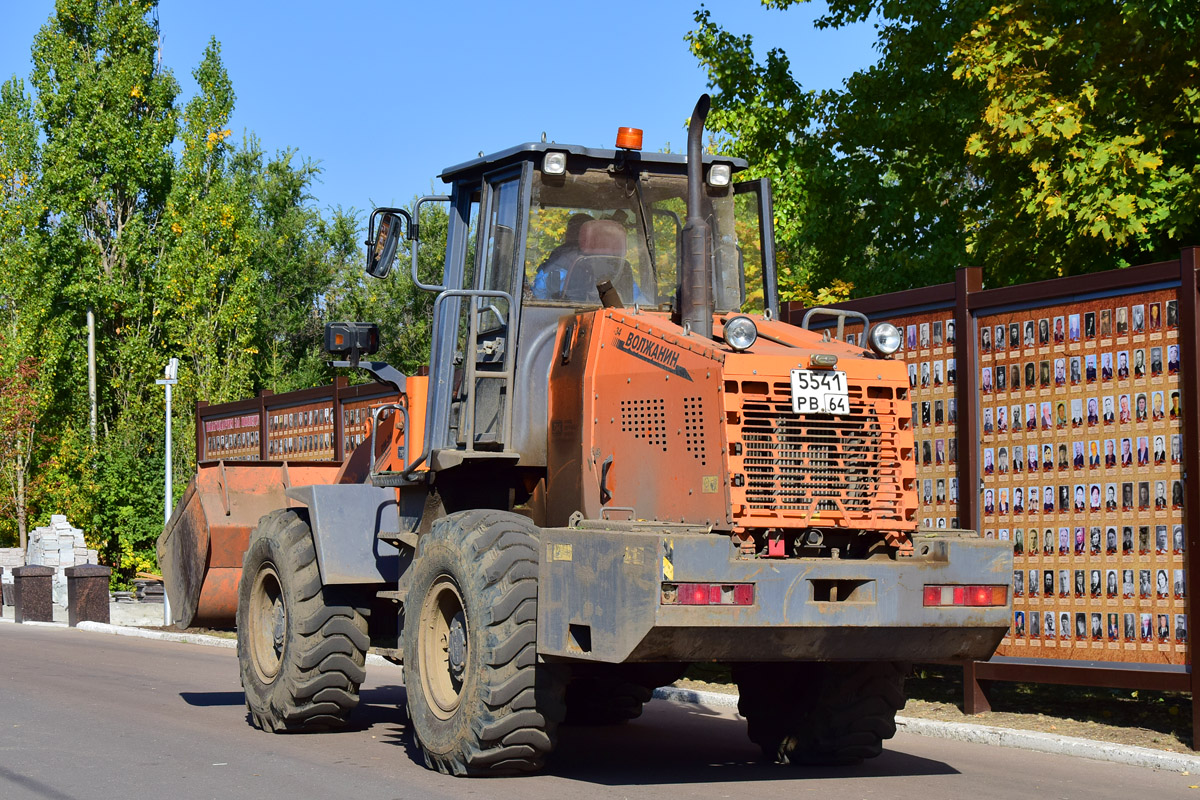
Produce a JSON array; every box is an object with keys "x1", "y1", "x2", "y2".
[
  {"x1": 662, "y1": 583, "x2": 755, "y2": 606},
  {"x1": 923, "y1": 585, "x2": 1008, "y2": 607}
]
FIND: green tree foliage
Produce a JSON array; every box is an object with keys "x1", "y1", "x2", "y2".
[
  {"x1": 161, "y1": 39, "x2": 258, "y2": 405},
  {"x1": 687, "y1": 1, "x2": 1199, "y2": 295},
  {"x1": 0, "y1": 2, "x2": 391, "y2": 586},
  {"x1": 0, "y1": 77, "x2": 52, "y2": 549},
  {"x1": 326, "y1": 200, "x2": 448, "y2": 377},
  {"x1": 18, "y1": 0, "x2": 182, "y2": 576},
  {"x1": 954, "y1": 1, "x2": 1200, "y2": 278}
]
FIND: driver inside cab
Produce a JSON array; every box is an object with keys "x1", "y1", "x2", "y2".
[{"x1": 531, "y1": 214, "x2": 651, "y2": 305}]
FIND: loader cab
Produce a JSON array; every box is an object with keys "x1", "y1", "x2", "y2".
[{"x1": 378, "y1": 140, "x2": 778, "y2": 501}]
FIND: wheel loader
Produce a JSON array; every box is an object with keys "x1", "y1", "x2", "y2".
[{"x1": 158, "y1": 95, "x2": 1012, "y2": 775}]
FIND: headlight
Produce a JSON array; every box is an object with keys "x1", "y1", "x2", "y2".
[
  {"x1": 707, "y1": 163, "x2": 732, "y2": 187},
  {"x1": 543, "y1": 151, "x2": 567, "y2": 175},
  {"x1": 868, "y1": 322, "x2": 902, "y2": 356},
  {"x1": 724, "y1": 316, "x2": 758, "y2": 351}
]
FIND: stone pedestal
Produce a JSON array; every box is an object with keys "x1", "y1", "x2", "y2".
[
  {"x1": 13, "y1": 565, "x2": 54, "y2": 623},
  {"x1": 66, "y1": 565, "x2": 111, "y2": 626}
]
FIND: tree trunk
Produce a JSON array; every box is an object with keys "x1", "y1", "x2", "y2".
[{"x1": 16, "y1": 449, "x2": 27, "y2": 551}]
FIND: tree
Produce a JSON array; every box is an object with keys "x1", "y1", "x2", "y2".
[
  {"x1": 0, "y1": 347, "x2": 42, "y2": 549},
  {"x1": 687, "y1": 1, "x2": 1199, "y2": 295},
  {"x1": 161, "y1": 39, "x2": 259, "y2": 405},
  {"x1": 954, "y1": 1, "x2": 1200, "y2": 278},
  {"x1": 25, "y1": 0, "x2": 180, "y2": 575},
  {"x1": 0, "y1": 75, "x2": 55, "y2": 549}
]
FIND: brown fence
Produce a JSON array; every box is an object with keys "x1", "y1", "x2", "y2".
[
  {"x1": 785, "y1": 248, "x2": 1200, "y2": 741},
  {"x1": 195, "y1": 377, "x2": 401, "y2": 464}
]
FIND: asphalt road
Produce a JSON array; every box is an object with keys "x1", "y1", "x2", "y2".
[{"x1": 0, "y1": 623, "x2": 1193, "y2": 800}]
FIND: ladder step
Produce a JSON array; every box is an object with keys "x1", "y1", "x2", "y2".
[{"x1": 378, "y1": 530, "x2": 418, "y2": 549}]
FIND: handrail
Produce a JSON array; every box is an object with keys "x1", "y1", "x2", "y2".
[
  {"x1": 411, "y1": 195, "x2": 452, "y2": 292},
  {"x1": 368, "y1": 402, "x2": 409, "y2": 482},
  {"x1": 403, "y1": 287, "x2": 517, "y2": 481}
]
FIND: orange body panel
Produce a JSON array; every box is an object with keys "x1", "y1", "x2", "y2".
[
  {"x1": 548, "y1": 310, "x2": 917, "y2": 533},
  {"x1": 548, "y1": 309, "x2": 731, "y2": 527},
  {"x1": 368, "y1": 376, "x2": 428, "y2": 475}
]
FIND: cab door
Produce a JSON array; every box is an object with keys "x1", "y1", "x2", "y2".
[{"x1": 449, "y1": 165, "x2": 531, "y2": 451}]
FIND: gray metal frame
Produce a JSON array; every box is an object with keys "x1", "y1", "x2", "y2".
[{"x1": 406, "y1": 164, "x2": 532, "y2": 477}]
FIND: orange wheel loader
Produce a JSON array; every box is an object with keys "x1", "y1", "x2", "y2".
[{"x1": 158, "y1": 96, "x2": 1012, "y2": 775}]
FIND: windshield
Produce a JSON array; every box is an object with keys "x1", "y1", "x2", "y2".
[{"x1": 523, "y1": 167, "x2": 763, "y2": 312}]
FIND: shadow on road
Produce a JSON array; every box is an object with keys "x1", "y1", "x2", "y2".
[
  {"x1": 543, "y1": 704, "x2": 959, "y2": 786},
  {"x1": 181, "y1": 691, "x2": 245, "y2": 707},
  {"x1": 178, "y1": 686, "x2": 958, "y2": 785}
]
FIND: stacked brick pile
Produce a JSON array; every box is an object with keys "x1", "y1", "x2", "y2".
[{"x1": 26, "y1": 515, "x2": 99, "y2": 606}]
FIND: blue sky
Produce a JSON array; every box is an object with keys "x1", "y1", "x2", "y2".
[{"x1": 0, "y1": 1, "x2": 878, "y2": 218}]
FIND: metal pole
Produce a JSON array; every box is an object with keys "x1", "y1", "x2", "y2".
[
  {"x1": 87, "y1": 308, "x2": 97, "y2": 444},
  {"x1": 157, "y1": 358, "x2": 179, "y2": 627},
  {"x1": 164, "y1": 379, "x2": 172, "y2": 525}
]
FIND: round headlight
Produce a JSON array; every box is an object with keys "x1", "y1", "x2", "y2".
[
  {"x1": 868, "y1": 322, "x2": 902, "y2": 356},
  {"x1": 724, "y1": 316, "x2": 758, "y2": 351}
]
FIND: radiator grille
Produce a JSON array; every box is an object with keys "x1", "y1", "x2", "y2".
[{"x1": 735, "y1": 382, "x2": 909, "y2": 525}]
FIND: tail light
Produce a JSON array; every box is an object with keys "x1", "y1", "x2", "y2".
[
  {"x1": 923, "y1": 585, "x2": 1008, "y2": 607},
  {"x1": 662, "y1": 583, "x2": 755, "y2": 606}
]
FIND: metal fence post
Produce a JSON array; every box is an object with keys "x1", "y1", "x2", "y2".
[
  {"x1": 1178, "y1": 246, "x2": 1200, "y2": 746},
  {"x1": 955, "y1": 266, "x2": 982, "y2": 535}
]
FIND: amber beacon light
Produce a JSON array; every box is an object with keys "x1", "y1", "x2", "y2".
[{"x1": 616, "y1": 127, "x2": 643, "y2": 150}]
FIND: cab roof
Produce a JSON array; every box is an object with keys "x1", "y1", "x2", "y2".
[{"x1": 439, "y1": 141, "x2": 749, "y2": 184}]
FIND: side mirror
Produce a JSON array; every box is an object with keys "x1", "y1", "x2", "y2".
[{"x1": 365, "y1": 208, "x2": 411, "y2": 279}]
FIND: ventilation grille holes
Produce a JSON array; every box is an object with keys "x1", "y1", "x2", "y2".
[
  {"x1": 683, "y1": 396, "x2": 707, "y2": 465},
  {"x1": 621, "y1": 399, "x2": 667, "y2": 450}
]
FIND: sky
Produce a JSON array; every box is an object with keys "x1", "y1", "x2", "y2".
[{"x1": 0, "y1": 1, "x2": 879, "y2": 218}]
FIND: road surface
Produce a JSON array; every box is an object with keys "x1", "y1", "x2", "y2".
[{"x1": 0, "y1": 623, "x2": 1192, "y2": 799}]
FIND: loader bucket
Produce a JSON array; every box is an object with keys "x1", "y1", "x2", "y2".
[{"x1": 157, "y1": 461, "x2": 342, "y2": 628}]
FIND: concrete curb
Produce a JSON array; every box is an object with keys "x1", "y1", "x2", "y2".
[
  {"x1": 9, "y1": 617, "x2": 1193, "y2": 773},
  {"x1": 652, "y1": 685, "x2": 1200, "y2": 773},
  {"x1": 76, "y1": 621, "x2": 237, "y2": 649},
  {"x1": 895, "y1": 715, "x2": 1200, "y2": 773},
  {"x1": 71, "y1": 620, "x2": 398, "y2": 667},
  {"x1": 0, "y1": 618, "x2": 67, "y2": 628}
]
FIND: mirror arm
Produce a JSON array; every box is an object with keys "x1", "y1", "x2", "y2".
[
  {"x1": 329, "y1": 360, "x2": 408, "y2": 394},
  {"x1": 366, "y1": 207, "x2": 412, "y2": 249}
]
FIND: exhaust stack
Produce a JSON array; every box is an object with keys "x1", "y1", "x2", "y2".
[{"x1": 679, "y1": 94, "x2": 713, "y2": 339}]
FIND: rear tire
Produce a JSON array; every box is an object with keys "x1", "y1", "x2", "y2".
[
  {"x1": 403, "y1": 510, "x2": 566, "y2": 776},
  {"x1": 237, "y1": 509, "x2": 369, "y2": 732},
  {"x1": 733, "y1": 661, "x2": 907, "y2": 765}
]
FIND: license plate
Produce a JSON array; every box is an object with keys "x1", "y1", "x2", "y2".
[{"x1": 791, "y1": 369, "x2": 849, "y2": 415}]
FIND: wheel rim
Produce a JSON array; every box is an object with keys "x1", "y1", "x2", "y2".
[
  {"x1": 248, "y1": 563, "x2": 287, "y2": 685},
  {"x1": 419, "y1": 575, "x2": 468, "y2": 720}
]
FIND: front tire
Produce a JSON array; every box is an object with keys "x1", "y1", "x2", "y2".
[
  {"x1": 403, "y1": 510, "x2": 565, "y2": 776},
  {"x1": 733, "y1": 661, "x2": 907, "y2": 765},
  {"x1": 237, "y1": 509, "x2": 369, "y2": 732}
]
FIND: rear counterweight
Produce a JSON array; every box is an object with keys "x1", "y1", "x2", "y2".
[{"x1": 536, "y1": 528, "x2": 1012, "y2": 663}]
